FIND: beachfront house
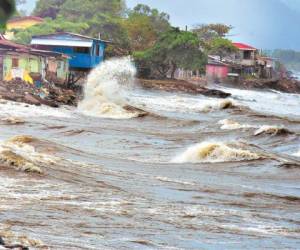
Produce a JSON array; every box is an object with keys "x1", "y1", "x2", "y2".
[
  {"x1": 30, "y1": 32, "x2": 108, "y2": 72},
  {"x1": 0, "y1": 35, "x2": 69, "y2": 85},
  {"x1": 232, "y1": 42, "x2": 257, "y2": 67},
  {"x1": 224, "y1": 42, "x2": 258, "y2": 76}
]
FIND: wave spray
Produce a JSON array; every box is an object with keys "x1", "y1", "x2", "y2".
[{"x1": 78, "y1": 57, "x2": 143, "y2": 119}]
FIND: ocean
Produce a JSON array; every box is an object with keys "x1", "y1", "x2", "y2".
[{"x1": 0, "y1": 58, "x2": 299, "y2": 249}]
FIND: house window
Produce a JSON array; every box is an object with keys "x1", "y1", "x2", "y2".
[
  {"x1": 243, "y1": 51, "x2": 251, "y2": 60},
  {"x1": 74, "y1": 47, "x2": 90, "y2": 54},
  {"x1": 12, "y1": 58, "x2": 19, "y2": 67}
]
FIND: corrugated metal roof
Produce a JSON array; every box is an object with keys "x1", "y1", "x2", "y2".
[
  {"x1": 32, "y1": 32, "x2": 110, "y2": 43},
  {"x1": 31, "y1": 38, "x2": 93, "y2": 47},
  {"x1": 0, "y1": 35, "x2": 67, "y2": 58}
]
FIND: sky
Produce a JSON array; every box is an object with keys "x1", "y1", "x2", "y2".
[{"x1": 20, "y1": 0, "x2": 300, "y2": 50}]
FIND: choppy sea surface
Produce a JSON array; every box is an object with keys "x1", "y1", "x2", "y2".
[{"x1": 0, "y1": 58, "x2": 299, "y2": 250}]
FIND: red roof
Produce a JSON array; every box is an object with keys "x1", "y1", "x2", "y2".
[
  {"x1": 233, "y1": 42, "x2": 257, "y2": 50},
  {"x1": 0, "y1": 35, "x2": 29, "y2": 51},
  {"x1": 8, "y1": 16, "x2": 44, "y2": 24}
]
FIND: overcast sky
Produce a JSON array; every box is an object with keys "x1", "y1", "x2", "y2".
[{"x1": 21, "y1": 0, "x2": 300, "y2": 50}]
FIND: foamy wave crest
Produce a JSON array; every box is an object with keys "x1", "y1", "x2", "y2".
[
  {"x1": 78, "y1": 57, "x2": 146, "y2": 119},
  {"x1": 218, "y1": 119, "x2": 253, "y2": 130},
  {"x1": 218, "y1": 119, "x2": 293, "y2": 136},
  {"x1": 201, "y1": 99, "x2": 234, "y2": 113},
  {"x1": 254, "y1": 125, "x2": 292, "y2": 136},
  {"x1": 0, "y1": 135, "x2": 59, "y2": 173},
  {"x1": 172, "y1": 142, "x2": 261, "y2": 163}
]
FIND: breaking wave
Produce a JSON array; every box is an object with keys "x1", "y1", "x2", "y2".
[
  {"x1": 172, "y1": 142, "x2": 261, "y2": 163},
  {"x1": 218, "y1": 119, "x2": 253, "y2": 130},
  {"x1": 218, "y1": 119, "x2": 293, "y2": 136},
  {"x1": 201, "y1": 99, "x2": 234, "y2": 113},
  {"x1": 254, "y1": 125, "x2": 292, "y2": 136},
  {"x1": 0, "y1": 135, "x2": 58, "y2": 174},
  {"x1": 78, "y1": 57, "x2": 146, "y2": 119}
]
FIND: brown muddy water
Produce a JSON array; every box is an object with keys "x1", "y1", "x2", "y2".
[{"x1": 0, "y1": 58, "x2": 299, "y2": 249}]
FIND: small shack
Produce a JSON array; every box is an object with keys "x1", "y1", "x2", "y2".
[
  {"x1": 206, "y1": 56, "x2": 229, "y2": 81},
  {"x1": 31, "y1": 32, "x2": 108, "y2": 72},
  {"x1": 0, "y1": 35, "x2": 69, "y2": 85}
]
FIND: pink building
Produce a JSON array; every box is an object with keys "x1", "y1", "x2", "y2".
[{"x1": 206, "y1": 56, "x2": 229, "y2": 81}]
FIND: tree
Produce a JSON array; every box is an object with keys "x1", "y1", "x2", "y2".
[
  {"x1": 0, "y1": 0, "x2": 15, "y2": 32},
  {"x1": 33, "y1": 0, "x2": 129, "y2": 55},
  {"x1": 33, "y1": 0, "x2": 66, "y2": 18},
  {"x1": 123, "y1": 4, "x2": 171, "y2": 52},
  {"x1": 193, "y1": 23, "x2": 232, "y2": 40},
  {"x1": 134, "y1": 27, "x2": 207, "y2": 79},
  {"x1": 192, "y1": 23, "x2": 233, "y2": 51},
  {"x1": 131, "y1": 4, "x2": 170, "y2": 34},
  {"x1": 208, "y1": 37, "x2": 237, "y2": 60},
  {"x1": 34, "y1": 0, "x2": 126, "y2": 19},
  {"x1": 13, "y1": 17, "x2": 89, "y2": 44}
]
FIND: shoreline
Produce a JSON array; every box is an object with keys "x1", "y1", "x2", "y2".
[{"x1": 0, "y1": 77, "x2": 299, "y2": 108}]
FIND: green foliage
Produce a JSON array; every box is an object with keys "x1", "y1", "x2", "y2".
[
  {"x1": 208, "y1": 37, "x2": 237, "y2": 59},
  {"x1": 13, "y1": 17, "x2": 88, "y2": 44},
  {"x1": 130, "y1": 4, "x2": 170, "y2": 34},
  {"x1": 9, "y1": 0, "x2": 238, "y2": 78},
  {"x1": 34, "y1": 0, "x2": 125, "y2": 19},
  {"x1": 134, "y1": 28, "x2": 207, "y2": 78},
  {"x1": 123, "y1": 4, "x2": 171, "y2": 52},
  {"x1": 192, "y1": 23, "x2": 233, "y2": 51},
  {"x1": 33, "y1": 0, "x2": 66, "y2": 18},
  {"x1": 32, "y1": 0, "x2": 128, "y2": 55}
]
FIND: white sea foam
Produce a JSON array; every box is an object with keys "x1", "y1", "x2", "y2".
[
  {"x1": 254, "y1": 125, "x2": 291, "y2": 136},
  {"x1": 218, "y1": 119, "x2": 292, "y2": 136},
  {"x1": 172, "y1": 142, "x2": 261, "y2": 163},
  {"x1": 293, "y1": 150, "x2": 300, "y2": 157},
  {"x1": 213, "y1": 86, "x2": 300, "y2": 120},
  {"x1": 0, "y1": 99, "x2": 72, "y2": 118},
  {"x1": 218, "y1": 119, "x2": 254, "y2": 130},
  {"x1": 78, "y1": 57, "x2": 143, "y2": 119}
]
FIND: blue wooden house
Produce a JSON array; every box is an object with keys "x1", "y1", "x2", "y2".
[{"x1": 31, "y1": 32, "x2": 108, "y2": 72}]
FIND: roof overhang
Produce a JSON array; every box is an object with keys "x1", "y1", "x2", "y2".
[
  {"x1": 238, "y1": 48, "x2": 257, "y2": 51},
  {"x1": 31, "y1": 38, "x2": 93, "y2": 47}
]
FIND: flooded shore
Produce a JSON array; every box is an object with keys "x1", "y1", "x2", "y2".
[{"x1": 0, "y1": 58, "x2": 299, "y2": 249}]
